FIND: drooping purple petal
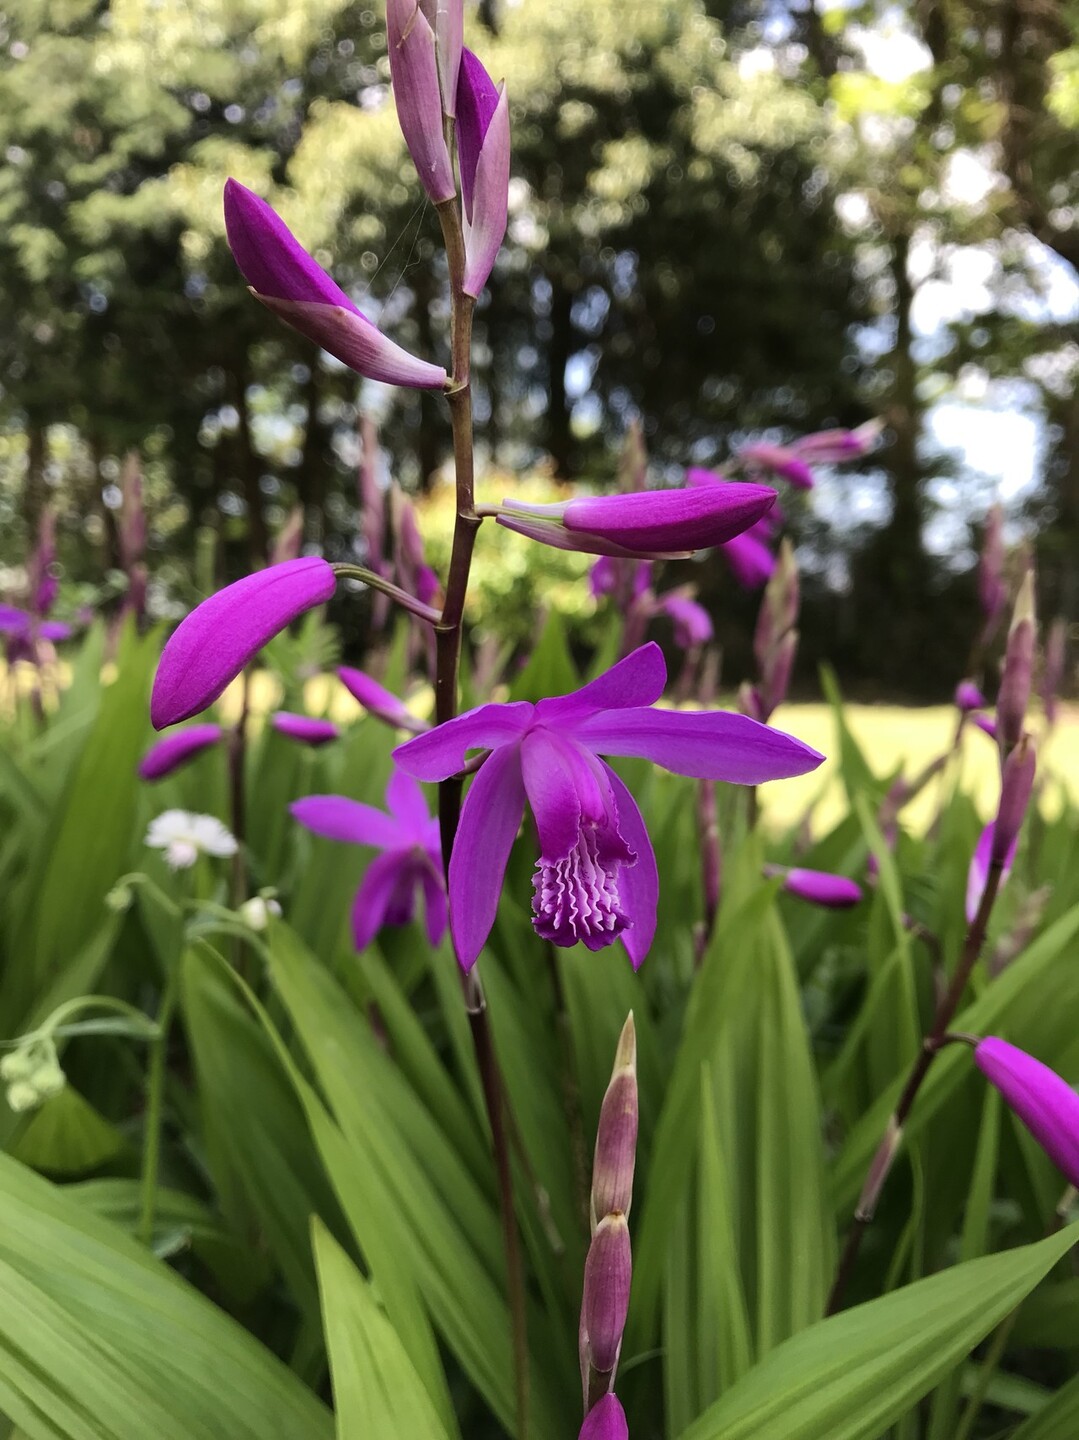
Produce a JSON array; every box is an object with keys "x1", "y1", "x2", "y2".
[
  {"x1": 151, "y1": 558, "x2": 336, "y2": 728},
  {"x1": 138, "y1": 724, "x2": 223, "y2": 781},
  {"x1": 448, "y1": 742, "x2": 527, "y2": 971},
  {"x1": 721, "y1": 530, "x2": 776, "y2": 589},
  {"x1": 462, "y1": 83, "x2": 510, "y2": 299},
  {"x1": 420, "y1": 862, "x2": 449, "y2": 946},
  {"x1": 580, "y1": 1394, "x2": 629, "y2": 1440},
  {"x1": 271, "y1": 712, "x2": 339, "y2": 746},
  {"x1": 386, "y1": 0, "x2": 456, "y2": 204},
  {"x1": 224, "y1": 178, "x2": 357, "y2": 312},
  {"x1": 385, "y1": 768, "x2": 433, "y2": 839},
  {"x1": 602, "y1": 764, "x2": 658, "y2": 969},
  {"x1": 572, "y1": 706, "x2": 824, "y2": 784},
  {"x1": 339, "y1": 666, "x2": 430, "y2": 734},
  {"x1": 351, "y1": 850, "x2": 417, "y2": 950},
  {"x1": 974, "y1": 1038, "x2": 1079, "y2": 1189},
  {"x1": 535, "y1": 643, "x2": 667, "y2": 726},
  {"x1": 456, "y1": 49, "x2": 501, "y2": 220},
  {"x1": 393, "y1": 701, "x2": 534, "y2": 781},
  {"x1": 777, "y1": 866, "x2": 862, "y2": 909},
  {"x1": 37, "y1": 620, "x2": 72, "y2": 643},
  {"x1": 966, "y1": 821, "x2": 1018, "y2": 923},
  {"x1": 291, "y1": 794, "x2": 402, "y2": 851}
]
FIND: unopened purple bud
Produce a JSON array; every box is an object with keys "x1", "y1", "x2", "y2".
[
  {"x1": 138, "y1": 724, "x2": 223, "y2": 780},
  {"x1": 659, "y1": 591, "x2": 713, "y2": 649},
  {"x1": 591, "y1": 1014, "x2": 638, "y2": 1225},
  {"x1": 580, "y1": 1394, "x2": 629, "y2": 1440},
  {"x1": 993, "y1": 734, "x2": 1035, "y2": 866},
  {"x1": 972, "y1": 713, "x2": 997, "y2": 741},
  {"x1": 457, "y1": 51, "x2": 510, "y2": 297},
  {"x1": 738, "y1": 680, "x2": 763, "y2": 723},
  {"x1": 997, "y1": 570, "x2": 1036, "y2": 754},
  {"x1": 419, "y1": 0, "x2": 463, "y2": 117},
  {"x1": 339, "y1": 666, "x2": 429, "y2": 734},
  {"x1": 721, "y1": 529, "x2": 775, "y2": 589},
  {"x1": 760, "y1": 628, "x2": 798, "y2": 719},
  {"x1": 974, "y1": 1038, "x2": 1079, "y2": 1189},
  {"x1": 271, "y1": 712, "x2": 340, "y2": 747},
  {"x1": 386, "y1": 0, "x2": 456, "y2": 204},
  {"x1": 966, "y1": 820, "x2": 1018, "y2": 923},
  {"x1": 224, "y1": 180, "x2": 447, "y2": 389},
  {"x1": 955, "y1": 680, "x2": 987, "y2": 713},
  {"x1": 581, "y1": 1213, "x2": 632, "y2": 1375},
  {"x1": 151, "y1": 558, "x2": 336, "y2": 729},
  {"x1": 739, "y1": 441, "x2": 814, "y2": 490},
  {"x1": 769, "y1": 865, "x2": 862, "y2": 908},
  {"x1": 791, "y1": 418, "x2": 883, "y2": 463},
  {"x1": 495, "y1": 484, "x2": 776, "y2": 559}
]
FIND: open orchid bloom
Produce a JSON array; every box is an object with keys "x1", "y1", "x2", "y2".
[
  {"x1": 974, "y1": 1038, "x2": 1079, "y2": 1189},
  {"x1": 291, "y1": 771, "x2": 446, "y2": 950},
  {"x1": 224, "y1": 179, "x2": 447, "y2": 389},
  {"x1": 395, "y1": 642, "x2": 822, "y2": 970}
]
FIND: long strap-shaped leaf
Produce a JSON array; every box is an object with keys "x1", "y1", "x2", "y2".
[{"x1": 677, "y1": 1224, "x2": 1078, "y2": 1440}]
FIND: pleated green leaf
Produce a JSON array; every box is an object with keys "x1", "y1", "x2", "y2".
[{"x1": 1010, "y1": 1370, "x2": 1079, "y2": 1440}]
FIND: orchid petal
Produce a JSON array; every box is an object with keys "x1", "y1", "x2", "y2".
[
  {"x1": 386, "y1": 0, "x2": 456, "y2": 204},
  {"x1": 339, "y1": 666, "x2": 429, "y2": 733},
  {"x1": 138, "y1": 725, "x2": 223, "y2": 781},
  {"x1": 0, "y1": 606, "x2": 29, "y2": 634},
  {"x1": 721, "y1": 530, "x2": 776, "y2": 589},
  {"x1": 456, "y1": 49, "x2": 501, "y2": 220},
  {"x1": 291, "y1": 795, "x2": 402, "y2": 851},
  {"x1": 462, "y1": 84, "x2": 509, "y2": 298},
  {"x1": 781, "y1": 867, "x2": 862, "y2": 908},
  {"x1": 271, "y1": 712, "x2": 339, "y2": 746},
  {"x1": 385, "y1": 768, "x2": 433, "y2": 838},
  {"x1": 37, "y1": 620, "x2": 72, "y2": 643},
  {"x1": 573, "y1": 706, "x2": 823, "y2": 783},
  {"x1": 351, "y1": 851, "x2": 416, "y2": 950},
  {"x1": 602, "y1": 763, "x2": 658, "y2": 970},
  {"x1": 580, "y1": 1394, "x2": 629, "y2": 1440},
  {"x1": 535, "y1": 643, "x2": 666, "y2": 725},
  {"x1": 449, "y1": 742, "x2": 526, "y2": 971},
  {"x1": 254, "y1": 295, "x2": 448, "y2": 389},
  {"x1": 564, "y1": 483, "x2": 776, "y2": 554},
  {"x1": 975, "y1": 1038, "x2": 1079, "y2": 1189},
  {"x1": 394, "y1": 701, "x2": 534, "y2": 781},
  {"x1": 224, "y1": 179, "x2": 357, "y2": 312},
  {"x1": 520, "y1": 731, "x2": 587, "y2": 860},
  {"x1": 151, "y1": 558, "x2": 336, "y2": 728}
]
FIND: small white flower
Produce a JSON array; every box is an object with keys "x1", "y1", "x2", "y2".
[
  {"x1": 239, "y1": 895, "x2": 282, "y2": 930},
  {"x1": 145, "y1": 810, "x2": 238, "y2": 870}
]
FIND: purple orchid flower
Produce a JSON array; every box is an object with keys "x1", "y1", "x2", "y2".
[
  {"x1": 494, "y1": 484, "x2": 777, "y2": 560},
  {"x1": 0, "y1": 609, "x2": 71, "y2": 655},
  {"x1": 291, "y1": 771, "x2": 446, "y2": 950},
  {"x1": 766, "y1": 865, "x2": 862, "y2": 908},
  {"x1": 974, "y1": 1038, "x2": 1079, "y2": 1189},
  {"x1": 386, "y1": 0, "x2": 456, "y2": 204},
  {"x1": 138, "y1": 724, "x2": 223, "y2": 781},
  {"x1": 394, "y1": 642, "x2": 823, "y2": 970},
  {"x1": 789, "y1": 418, "x2": 883, "y2": 463},
  {"x1": 151, "y1": 558, "x2": 336, "y2": 729},
  {"x1": 580, "y1": 1395, "x2": 629, "y2": 1440},
  {"x1": 721, "y1": 526, "x2": 776, "y2": 589},
  {"x1": 738, "y1": 441, "x2": 815, "y2": 490},
  {"x1": 271, "y1": 712, "x2": 339, "y2": 747},
  {"x1": 456, "y1": 49, "x2": 510, "y2": 298},
  {"x1": 955, "y1": 679, "x2": 987, "y2": 713},
  {"x1": 339, "y1": 666, "x2": 430, "y2": 734},
  {"x1": 223, "y1": 180, "x2": 447, "y2": 390}
]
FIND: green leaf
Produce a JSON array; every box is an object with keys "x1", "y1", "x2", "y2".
[
  {"x1": 312, "y1": 1220, "x2": 454, "y2": 1440},
  {"x1": 677, "y1": 1224, "x2": 1079, "y2": 1440},
  {"x1": 1010, "y1": 1370, "x2": 1079, "y2": 1440}
]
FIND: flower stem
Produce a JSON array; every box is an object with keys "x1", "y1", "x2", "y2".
[
  {"x1": 139, "y1": 966, "x2": 180, "y2": 1248},
  {"x1": 331, "y1": 563, "x2": 442, "y2": 625},
  {"x1": 435, "y1": 197, "x2": 530, "y2": 1439},
  {"x1": 827, "y1": 858, "x2": 1005, "y2": 1314}
]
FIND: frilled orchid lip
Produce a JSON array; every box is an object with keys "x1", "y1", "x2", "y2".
[
  {"x1": 290, "y1": 770, "x2": 446, "y2": 950},
  {"x1": 223, "y1": 180, "x2": 447, "y2": 390},
  {"x1": 151, "y1": 558, "x2": 336, "y2": 729},
  {"x1": 492, "y1": 483, "x2": 776, "y2": 560},
  {"x1": 394, "y1": 642, "x2": 824, "y2": 971}
]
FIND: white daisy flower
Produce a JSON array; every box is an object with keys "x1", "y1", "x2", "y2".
[{"x1": 145, "y1": 810, "x2": 238, "y2": 870}]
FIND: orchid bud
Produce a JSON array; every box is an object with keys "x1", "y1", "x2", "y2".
[
  {"x1": 457, "y1": 51, "x2": 510, "y2": 298},
  {"x1": 979, "y1": 504, "x2": 1006, "y2": 625},
  {"x1": 720, "y1": 523, "x2": 776, "y2": 589},
  {"x1": 1042, "y1": 617, "x2": 1067, "y2": 727},
  {"x1": 581, "y1": 1213, "x2": 632, "y2": 1375},
  {"x1": 955, "y1": 679, "x2": 987, "y2": 713},
  {"x1": 738, "y1": 680, "x2": 763, "y2": 723},
  {"x1": 760, "y1": 628, "x2": 798, "y2": 722},
  {"x1": 767, "y1": 865, "x2": 862, "y2": 909},
  {"x1": 494, "y1": 484, "x2": 777, "y2": 560},
  {"x1": 738, "y1": 440, "x2": 814, "y2": 490},
  {"x1": 590, "y1": 1014, "x2": 638, "y2": 1228},
  {"x1": 138, "y1": 724, "x2": 224, "y2": 781},
  {"x1": 224, "y1": 180, "x2": 447, "y2": 389},
  {"x1": 993, "y1": 734, "x2": 1036, "y2": 866},
  {"x1": 271, "y1": 713, "x2": 340, "y2": 747},
  {"x1": 791, "y1": 417, "x2": 884, "y2": 463},
  {"x1": 997, "y1": 569, "x2": 1036, "y2": 756},
  {"x1": 150, "y1": 558, "x2": 336, "y2": 728},
  {"x1": 419, "y1": 0, "x2": 464, "y2": 117},
  {"x1": 270, "y1": 505, "x2": 305, "y2": 567},
  {"x1": 386, "y1": 0, "x2": 456, "y2": 204},
  {"x1": 339, "y1": 666, "x2": 430, "y2": 734},
  {"x1": 580, "y1": 1393, "x2": 629, "y2": 1440},
  {"x1": 965, "y1": 820, "x2": 1018, "y2": 924},
  {"x1": 754, "y1": 537, "x2": 798, "y2": 670},
  {"x1": 974, "y1": 1038, "x2": 1079, "y2": 1188}
]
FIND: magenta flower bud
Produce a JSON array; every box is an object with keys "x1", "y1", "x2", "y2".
[
  {"x1": 658, "y1": 591, "x2": 713, "y2": 649},
  {"x1": 580, "y1": 1394, "x2": 629, "y2": 1440},
  {"x1": 966, "y1": 820, "x2": 1018, "y2": 923},
  {"x1": 456, "y1": 51, "x2": 510, "y2": 297},
  {"x1": 721, "y1": 528, "x2": 776, "y2": 589},
  {"x1": 495, "y1": 484, "x2": 776, "y2": 559},
  {"x1": 993, "y1": 734, "x2": 1036, "y2": 866},
  {"x1": 339, "y1": 666, "x2": 430, "y2": 734},
  {"x1": 271, "y1": 712, "x2": 340, "y2": 747},
  {"x1": 979, "y1": 504, "x2": 1006, "y2": 623},
  {"x1": 739, "y1": 441, "x2": 814, "y2": 490},
  {"x1": 955, "y1": 679, "x2": 987, "y2": 713},
  {"x1": 760, "y1": 628, "x2": 798, "y2": 721},
  {"x1": 138, "y1": 724, "x2": 223, "y2": 781},
  {"x1": 419, "y1": 0, "x2": 464, "y2": 117},
  {"x1": 151, "y1": 558, "x2": 336, "y2": 729},
  {"x1": 974, "y1": 1038, "x2": 1079, "y2": 1188},
  {"x1": 738, "y1": 680, "x2": 763, "y2": 723},
  {"x1": 386, "y1": 0, "x2": 456, "y2": 204},
  {"x1": 753, "y1": 538, "x2": 799, "y2": 671},
  {"x1": 972, "y1": 712, "x2": 997, "y2": 741},
  {"x1": 790, "y1": 418, "x2": 883, "y2": 463},
  {"x1": 581, "y1": 1213, "x2": 632, "y2": 1375},
  {"x1": 223, "y1": 180, "x2": 446, "y2": 389},
  {"x1": 997, "y1": 570, "x2": 1036, "y2": 754},
  {"x1": 591, "y1": 1015, "x2": 638, "y2": 1226},
  {"x1": 767, "y1": 865, "x2": 862, "y2": 908},
  {"x1": 1042, "y1": 617, "x2": 1067, "y2": 727}
]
